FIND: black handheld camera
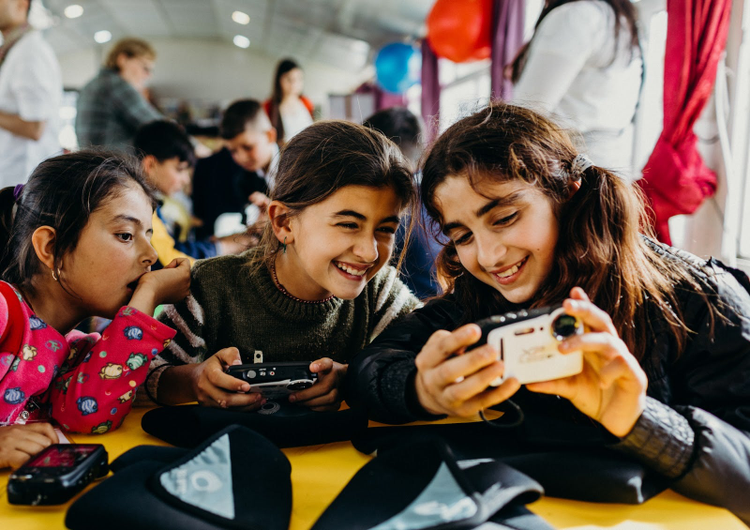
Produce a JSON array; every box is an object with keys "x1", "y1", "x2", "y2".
[
  {"x1": 7, "y1": 444, "x2": 109, "y2": 505},
  {"x1": 226, "y1": 362, "x2": 318, "y2": 399}
]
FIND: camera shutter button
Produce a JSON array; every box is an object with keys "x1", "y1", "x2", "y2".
[{"x1": 245, "y1": 370, "x2": 257, "y2": 380}]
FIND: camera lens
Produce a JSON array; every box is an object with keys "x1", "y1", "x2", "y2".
[{"x1": 551, "y1": 314, "x2": 579, "y2": 341}]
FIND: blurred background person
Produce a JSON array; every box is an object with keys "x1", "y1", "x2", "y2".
[
  {"x1": 192, "y1": 99, "x2": 278, "y2": 240},
  {"x1": 76, "y1": 37, "x2": 162, "y2": 152},
  {"x1": 134, "y1": 120, "x2": 253, "y2": 269},
  {"x1": 0, "y1": 0, "x2": 60, "y2": 188},
  {"x1": 264, "y1": 58, "x2": 314, "y2": 146},
  {"x1": 509, "y1": 0, "x2": 642, "y2": 177},
  {"x1": 364, "y1": 107, "x2": 441, "y2": 300}
]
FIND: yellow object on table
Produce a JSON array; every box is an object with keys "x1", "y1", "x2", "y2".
[{"x1": 0, "y1": 407, "x2": 744, "y2": 530}]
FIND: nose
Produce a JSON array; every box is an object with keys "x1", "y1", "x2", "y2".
[
  {"x1": 142, "y1": 240, "x2": 159, "y2": 267},
  {"x1": 475, "y1": 231, "x2": 506, "y2": 271},
  {"x1": 354, "y1": 232, "x2": 379, "y2": 263}
]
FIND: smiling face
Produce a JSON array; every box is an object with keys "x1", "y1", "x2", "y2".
[
  {"x1": 435, "y1": 175, "x2": 559, "y2": 305},
  {"x1": 60, "y1": 184, "x2": 158, "y2": 319},
  {"x1": 274, "y1": 185, "x2": 403, "y2": 301}
]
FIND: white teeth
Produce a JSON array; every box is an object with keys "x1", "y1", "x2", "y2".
[
  {"x1": 495, "y1": 258, "x2": 525, "y2": 279},
  {"x1": 336, "y1": 262, "x2": 367, "y2": 277}
]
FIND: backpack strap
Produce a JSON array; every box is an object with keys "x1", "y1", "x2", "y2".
[{"x1": 0, "y1": 281, "x2": 25, "y2": 354}]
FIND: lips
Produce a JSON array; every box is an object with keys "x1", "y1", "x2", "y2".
[
  {"x1": 491, "y1": 256, "x2": 528, "y2": 283},
  {"x1": 334, "y1": 261, "x2": 369, "y2": 278}
]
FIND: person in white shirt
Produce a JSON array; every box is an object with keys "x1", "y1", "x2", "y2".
[
  {"x1": 510, "y1": 0, "x2": 642, "y2": 178},
  {"x1": 0, "y1": 0, "x2": 61, "y2": 188}
]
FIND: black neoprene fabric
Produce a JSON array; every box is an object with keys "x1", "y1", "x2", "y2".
[
  {"x1": 352, "y1": 421, "x2": 669, "y2": 504},
  {"x1": 311, "y1": 438, "x2": 547, "y2": 530},
  {"x1": 66, "y1": 426, "x2": 291, "y2": 530},
  {"x1": 141, "y1": 402, "x2": 368, "y2": 448}
]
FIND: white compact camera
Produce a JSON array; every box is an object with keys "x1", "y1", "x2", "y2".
[{"x1": 476, "y1": 306, "x2": 584, "y2": 385}]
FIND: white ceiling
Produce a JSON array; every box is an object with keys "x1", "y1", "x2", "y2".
[{"x1": 40, "y1": 0, "x2": 433, "y2": 71}]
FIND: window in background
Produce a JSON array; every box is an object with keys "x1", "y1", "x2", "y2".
[
  {"x1": 438, "y1": 59, "x2": 490, "y2": 132},
  {"x1": 58, "y1": 89, "x2": 79, "y2": 152}
]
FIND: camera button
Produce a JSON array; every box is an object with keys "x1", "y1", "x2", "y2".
[{"x1": 245, "y1": 370, "x2": 257, "y2": 379}]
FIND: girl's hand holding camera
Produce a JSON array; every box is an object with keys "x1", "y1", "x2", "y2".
[
  {"x1": 288, "y1": 358, "x2": 347, "y2": 412},
  {"x1": 414, "y1": 286, "x2": 648, "y2": 435},
  {"x1": 414, "y1": 326, "x2": 521, "y2": 418},
  {"x1": 526, "y1": 287, "x2": 648, "y2": 437},
  {"x1": 182, "y1": 347, "x2": 263, "y2": 411},
  {"x1": 128, "y1": 257, "x2": 191, "y2": 315}
]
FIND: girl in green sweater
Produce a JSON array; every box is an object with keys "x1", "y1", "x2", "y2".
[{"x1": 146, "y1": 120, "x2": 421, "y2": 412}]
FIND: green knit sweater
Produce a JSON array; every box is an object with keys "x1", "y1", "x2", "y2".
[{"x1": 147, "y1": 248, "x2": 420, "y2": 399}]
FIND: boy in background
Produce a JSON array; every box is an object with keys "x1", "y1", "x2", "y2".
[
  {"x1": 191, "y1": 99, "x2": 278, "y2": 240},
  {"x1": 133, "y1": 120, "x2": 252, "y2": 268}
]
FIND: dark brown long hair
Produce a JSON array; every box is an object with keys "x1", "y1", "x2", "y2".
[
  {"x1": 421, "y1": 102, "x2": 704, "y2": 361},
  {"x1": 251, "y1": 120, "x2": 417, "y2": 270},
  {"x1": 510, "y1": 0, "x2": 639, "y2": 83},
  {"x1": 0, "y1": 150, "x2": 156, "y2": 297}
]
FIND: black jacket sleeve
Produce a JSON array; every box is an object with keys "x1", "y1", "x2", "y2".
[
  {"x1": 629, "y1": 258, "x2": 750, "y2": 525},
  {"x1": 345, "y1": 296, "x2": 464, "y2": 424}
]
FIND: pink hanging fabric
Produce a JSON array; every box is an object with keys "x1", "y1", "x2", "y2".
[
  {"x1": 637, "y1": 0, "x2": 732, "y2": 244},
  {"x1": 421, "y1": 39, "x2": 441, "y2": 145},
  {"x1": 490, "y1": 0, "x2": 525, "y2": 101}
]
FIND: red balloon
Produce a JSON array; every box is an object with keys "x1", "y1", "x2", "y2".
[{"x1": 426, "y1": 0, "x2": 492, "y2": 63}]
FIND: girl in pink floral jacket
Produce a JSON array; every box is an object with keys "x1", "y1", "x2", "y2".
[{"x1": 0, "y1": 151, "x2": 190, "y2": 469}]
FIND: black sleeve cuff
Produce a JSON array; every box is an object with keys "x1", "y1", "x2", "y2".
[
  {"x1": 379, "y1": 359, "x2": 445, "y2": 423},
  {"x1": 612, "y1": 397, "x2": 696, "y2": 479}
]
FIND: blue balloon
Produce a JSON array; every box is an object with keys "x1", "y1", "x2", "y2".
[{"x1": 375, "y1": 43, "x2": 421, "y2": 94}]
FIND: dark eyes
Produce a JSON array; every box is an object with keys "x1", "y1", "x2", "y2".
[
  {"x1": 336, "y1": 223, "x2": 396, "y2": 235},
  {"x1": 452, "y1": 212, "x2": 519, "y2": 246},
  {"x1": 116, "y1": 233, "x2": 133, "y2": 242},
  {"x1": 493, "y1": 212, "x2": 518, "y2": 226}
]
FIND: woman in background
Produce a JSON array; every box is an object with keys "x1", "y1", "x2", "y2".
[
  {"x1": 264, "y1": 58, "x2": 314, "y2": 146},
  {"x1": 510, "y1": 0, "x2": 642, "y2": 177}
]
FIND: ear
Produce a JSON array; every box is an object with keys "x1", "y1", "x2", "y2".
[
  {"x1": 115, "y1": 52, "x2": 128, "y2": 71},
  {"x1": 266, "y1": 127, "x2": 277, "y2": 145},
  {"x1": 31, "y1": 226, "x2": 58, "y2": 271},
  {"x1": 267, "y1": 201, "x2": 294, "y2": 245},
  {"x1": 568, "y1": 179, "x2": 582, "y2": 199},
  {"x1": 141, "y1": 154, "x2": 158, "y2": 176}
]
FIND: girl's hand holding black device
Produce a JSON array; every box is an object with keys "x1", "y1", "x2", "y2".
[
  {"x1": 0, "y1": 423, "x2": 58, "y2": 470},
  {"x1": 224, "y1": 357, "x2": 345, "y2": 412},
  {"x1": 287, "y1": 358, "x2": 346, "y2": 412},
  {"x1": 183, "y1": 347, "x2": 265, "y2": 411},
  {"x1": 7, "y1": 443, "x2": 108, "y2": 505}
]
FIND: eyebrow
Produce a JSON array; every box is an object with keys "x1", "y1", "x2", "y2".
[
  {"x1": 442, "y1": 192, "x2": 524, "y2": 234},
  {"x1": 112, "y1": 214, "x2": 144, "y2": 226},
  {"x1": 332, "y1": 210, "x2": 400, "y2": 225}
]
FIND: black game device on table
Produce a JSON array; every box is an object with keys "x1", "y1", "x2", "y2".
[{"x1": 7, "y1": 443, "x2": 109, "y2": 505}]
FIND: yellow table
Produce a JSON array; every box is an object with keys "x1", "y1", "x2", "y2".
[{"x1": 1, "y1": 407, "x2": 744, "y2": 530}]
